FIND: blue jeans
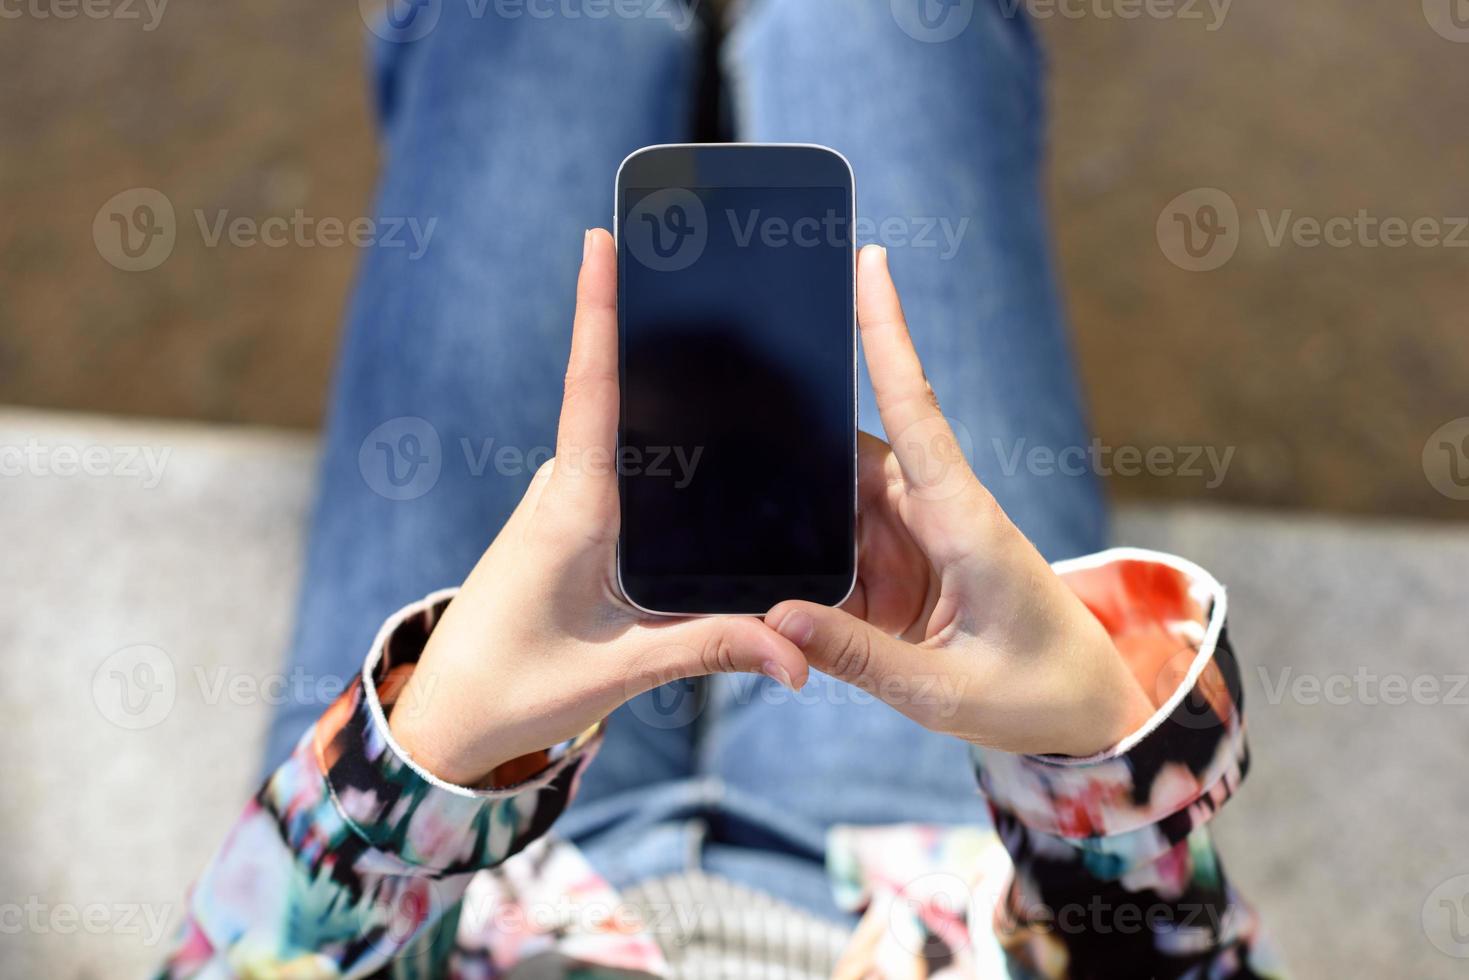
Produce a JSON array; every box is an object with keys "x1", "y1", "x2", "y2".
[{"x1": 265, "y1": 0, "x2": 1104, "y2": 922}]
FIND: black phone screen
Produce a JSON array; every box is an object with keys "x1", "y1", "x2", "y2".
[{"x1": 616, "y1": 146, "x2": 855, "y2": 615}]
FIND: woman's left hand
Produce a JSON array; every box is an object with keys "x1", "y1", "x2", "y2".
[{"x1": 763, "y1": 247, "x2": 1155, "y2": 758}]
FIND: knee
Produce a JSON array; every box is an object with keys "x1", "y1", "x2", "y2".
[
  {"x1": 729, "y1": 0, "x2": 1044, "y2": 172},
  {"x1": 367, "y1": 0, "x2": 703, "y2": 130},
  {"x1": 734, "y1": 0, "x2": 1042, "y2": 97}
]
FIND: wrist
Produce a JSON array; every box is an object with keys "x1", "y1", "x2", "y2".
[
  {"x1": 1093, "y1": 668, "x2": 1157, "y2": 755},
  {"x1": 1061, "y1": 632, "x2": 1157, "y2": 758},
  {"x1": 386, "y1": 672, "x2": 509, "y2": 787}
]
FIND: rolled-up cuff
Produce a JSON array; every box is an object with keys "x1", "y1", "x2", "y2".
[
  {"x1": 972, "y1": 549, "x2": 1248, "y2": 872},
  {"x1": 286, "y1": 589, "x2": 602, "y2": 877}
]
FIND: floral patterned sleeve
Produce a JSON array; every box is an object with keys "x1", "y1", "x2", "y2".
[
  {"x1": 972, "y1": 549, "x2": 1286, "y2": 979},
  {"x1": 156, "y1": 588, "x2": 602, "y2": 979}
]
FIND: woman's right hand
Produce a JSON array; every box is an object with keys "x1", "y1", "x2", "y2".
[
  {"x1": 764, "y1": 246, "x2": 1156, "y2": 759},
  {"x1": 386, "y1": 229, "x2": 809, "y2": 787}
]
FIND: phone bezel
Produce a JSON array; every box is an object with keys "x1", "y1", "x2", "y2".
[{"x1": 613, "y1": 143, "x2": 859, "y2": 617}]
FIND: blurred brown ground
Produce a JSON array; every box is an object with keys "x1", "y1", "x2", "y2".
[{"x1": 1, "y1": 2, "x2": 1466, "y2": 517}]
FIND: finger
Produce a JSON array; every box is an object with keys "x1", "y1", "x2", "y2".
[
  {"x1": 554, "y1": 228, "x2": 619, "y2": 490},
  {"x1": 856, "y1": 430, "x2": 901, "y2": 507},
  {"x1": 626, "y1": 615, "x2": 810, "y2": 694},
  {"x1": 504, "y1": 456, "x2": 557, "y2": 533},
  {"x1": 831, "y1": 893, "x2": 893, "y2": 980},
  {"x1": 766, "y1": 599, "x2": 908, "y2": 686},
  {"x1": 857, "y1": 245, "x2": 938, "y2": 437},
  {"x1": 766, "y1": 600, "x2": 958, "y2": 724},
  {"x1": 857, "y1": 245, "x2": 974, "y2": 504}
]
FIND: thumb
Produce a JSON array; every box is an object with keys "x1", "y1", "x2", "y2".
[
  {"x1": 624, "y1": 615, "x2": 811, "y2": 695},
  {"x1": 764, "y1": 600, "x2": 912, "y2": 693}
]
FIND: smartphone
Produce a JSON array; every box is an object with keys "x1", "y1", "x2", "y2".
[{"x1": 615, "y1": 143, "x2": 857, "y2": 616}]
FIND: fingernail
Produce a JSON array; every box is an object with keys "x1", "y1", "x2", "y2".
[
  {"x1": 583, "y1": 229, "x2": 593, "y2": 260},
  {"x1": 776, "y1": 610, "x2": 814, "y2": 647},
  {"x1": 762, "y1": 661, "x2": 796, "y2": 692}
]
